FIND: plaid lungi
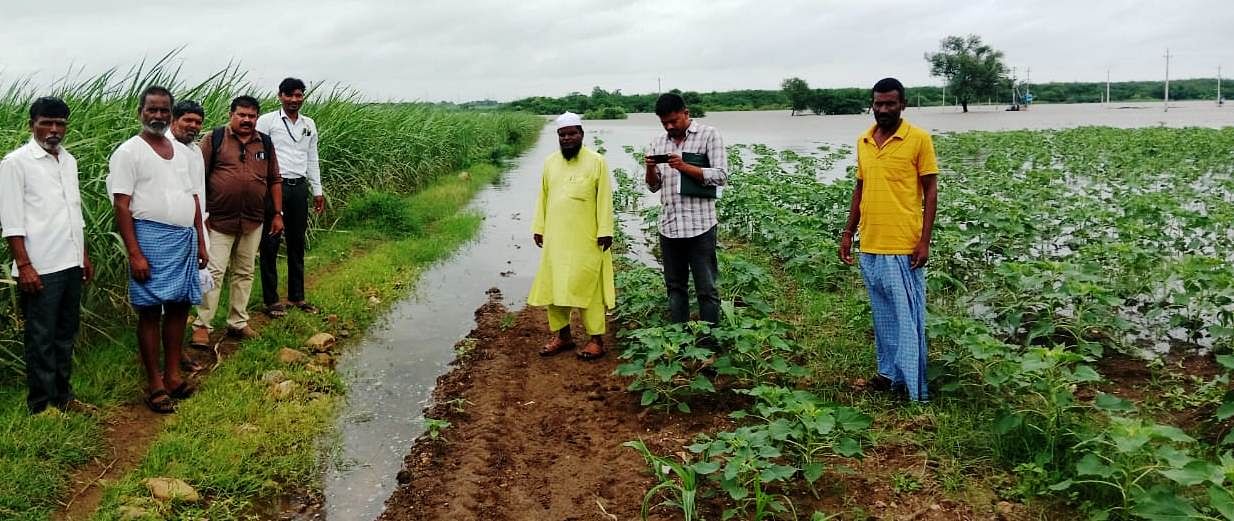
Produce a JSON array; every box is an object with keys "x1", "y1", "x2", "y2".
[
  {"x1": 859, "y1": 253, "x2": 928, "y2": 401},
  {"x1": 129, "y1": 219, "x2": 202, "y2": 308}
]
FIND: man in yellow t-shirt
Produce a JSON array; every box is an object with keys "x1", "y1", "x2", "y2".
[{"x1": 839, "y1": 78, "x2": 939, "y2": 402}]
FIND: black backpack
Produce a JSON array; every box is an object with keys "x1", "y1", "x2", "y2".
[{"x1": 206, "y1": 127, "x2": 274, "y2": 179}]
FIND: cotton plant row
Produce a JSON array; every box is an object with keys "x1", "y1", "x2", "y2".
[
  {"x1": 700, "y1": 134, "x2": 1234, "y2": 519},
  {"x1": 609, "y1": 150, "x2": 870, "y2": 520}
]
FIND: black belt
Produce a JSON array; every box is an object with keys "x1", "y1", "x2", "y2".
[{"x1": 283, "y1": 177, "x2": 306, "y2": 186}]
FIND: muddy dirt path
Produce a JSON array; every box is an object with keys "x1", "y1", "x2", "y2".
[
  {"x1": 379, "y1": 293, "x2": 998, "y2": 521},
  {"x1": 378, "y1": 291, "x2": 739, "y2": 521}
]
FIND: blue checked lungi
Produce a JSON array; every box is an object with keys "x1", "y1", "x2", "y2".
[
  {"x1": 129, "y1": 219, "x2": 202, "y2": 308},
  {"x1": 859, "y1": 253, "x2": 928, "y2": 401}
]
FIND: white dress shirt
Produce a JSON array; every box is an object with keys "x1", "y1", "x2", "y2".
[
  {"x1": 107, "y1": 135, "x2": 198, "y2": 228},
  {"x1": 256, "y1": 109, "x2": 323, "y2": 196},
  {"x1": 0, "y1": 139, "x2": 86, "y2": 276}
]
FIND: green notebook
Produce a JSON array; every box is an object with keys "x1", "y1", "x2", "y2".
[{"x1": 678, "y1": 152, "x2": 716, "y2": 199}]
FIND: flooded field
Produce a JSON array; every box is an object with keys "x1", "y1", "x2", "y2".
[{"x1": 325, "y1": 100, "x2": 1230, "y2": 520}]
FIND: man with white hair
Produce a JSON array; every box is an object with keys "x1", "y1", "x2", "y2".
[{"x1": 528, "y1": 112, "x2": 615, "y2": 360}]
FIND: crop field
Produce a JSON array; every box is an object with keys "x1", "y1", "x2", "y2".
[
  {"x1": 608, "y1": 127, "x2": 1234, "y2": 519},
  {"x1": 0, "y1": 56, "x2": 542, "y2": 372}
]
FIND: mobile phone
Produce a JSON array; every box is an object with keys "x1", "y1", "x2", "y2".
[{"x1": 649, "y1": 154, "x2": 670, "y2": 164}]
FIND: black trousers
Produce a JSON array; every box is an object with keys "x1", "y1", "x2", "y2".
[
  {"x1": 659, "y1": 226, "x2": 720, "y2": 324},
  {"x1": 20, "y1": 267, "x2": 83, "y2": 413},
  {"x1": 260, "y1": 178, "x2": 309, "y2": 305}
]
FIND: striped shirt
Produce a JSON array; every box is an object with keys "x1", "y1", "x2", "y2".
[{"x1": 646, "y1": 121, "x2": 728, "y2": 238}]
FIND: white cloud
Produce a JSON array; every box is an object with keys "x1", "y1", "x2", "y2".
[{"x1": 0, "y1": 0, "x2": 1229, "y2": 101}]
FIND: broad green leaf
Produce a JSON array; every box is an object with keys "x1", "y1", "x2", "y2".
[
  {"x1": 761, "y1": 464, "x2": 798, "y2": 482},
  {"x1": 641, "y1": 390, "x2": 658, "y2": 406},
  {"x1": 836, "y1": 437, "x2": 863, "y2": 458},
  {"x1": 1094, "y1": 393, "x2": 1136, "y2": 412},
  {"x1": 1159, "y1": 461, "x2": 1219, "y2": 486},
  {"x1": 803, "y1": 462, "x2": 825, "y2": 483},
  {"x1": 1071, "y1": 364, "x2": 1103, "y2": 382},
  {"x1": 1209, "y1": 485, "x2": 1234, "y2": 520},
  {"x1": 653, "y1": 362, "x2": 682, "y2": 381},
  {"x1": 722, "y1": 479, "x2": 747, "y2": 500},
  {"x1": 1076, "y1": 453, "x2": 1115, "y2": 478},
  {"x1": 1217, "y1": 400, "x2": 1234, "y2": 421},
  {"x1": 995, "y1": 412, "x2": 1023, "y2": 434},
  {"x1": 1112, "y1": 430, "x2": 1152, "y2": 454},
  {"x1": 1151, "y1": 424, "x2": 1196, "y2": 444},
  {"x1": 676, "y1": 402, "x2": 691, "y2": 413},
  {"x1": 1154, "y1": 445, "x2": 1195, "y2": 468},
  {"x1": 690, "y1": 460, "x2": 721, "y2": 475},
  {"x1": 835, "y1": 408, "x2": 873, "y2": 430},
  {"x1": 689, "y1": 374, "x2": 715, "y2": 392},
  {"x1": 1048, "y1": 479, "x2": 1074, "y2": 491},
  {"x1": 1130, "y1": 487, "x2": 1200, "y2": 519},
  {"x1": 1217, "y1": 354, "x2": 1234, "y2": 371}
]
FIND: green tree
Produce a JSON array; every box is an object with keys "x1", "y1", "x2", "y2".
[
  {"x1": 925, "y1": 35, "x2": 1009, "y2": 112},
  {"x1": 780, "y1": 77, "x2": 811, "y2": 116},
  {"x1": 806, "y1": 89, "x2": 830, "y2": 115}
]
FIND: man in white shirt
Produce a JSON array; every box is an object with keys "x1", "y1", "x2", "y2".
[
  {"x1": 0, "y1": 97, "x2": 95, "y2": 415},
  {"x1": 257, "y1": 77, "x2": 324, "y2": 318},
  {"x1": 108, "y1": 86, "x2": 208, "y2": 414}
]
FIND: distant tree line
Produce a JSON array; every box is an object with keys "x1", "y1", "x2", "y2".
[{"x1": 496, "y1": 79, "x2": 1224, "y2": 115}]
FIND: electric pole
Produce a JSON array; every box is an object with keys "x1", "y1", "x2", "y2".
[
  {"x1": 1025, "y1": 67, "x2": 1031, "y2": 110},
  {"x1": 1105, "y1": 69, "x2": 1111, "y2": 105},
  {"x1": 1218, "y1": 65, "x2": 1223, "y2": 106},
  {"x1": 1164, "y1": 48, "x2": 1171, "y2": 112}
]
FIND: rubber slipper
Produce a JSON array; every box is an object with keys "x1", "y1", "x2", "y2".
[
  {"x1": 145, "y1": 389, "x2": 175, "y2": 414},
  {"x1": 293, "y1": 302, "x2": 320, "y2": 314},
  {"x1": 265, "y1": 303, "x2": 287, "y2": 318},
  {"x1": 168, "y1": 381, "x2": 196, "y2": 400}
]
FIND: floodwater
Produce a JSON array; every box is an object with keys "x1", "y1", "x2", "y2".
[{"x1": 324, "y1": 100, "x2": 1230, "y2": 520}]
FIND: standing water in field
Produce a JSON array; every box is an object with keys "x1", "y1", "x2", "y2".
[
  {"x1": 323, "y1": 101, "x2": 1230, "y2": 520},
  {"x1": 321, "y1": 127, "x2": 550, "y2": 519}
]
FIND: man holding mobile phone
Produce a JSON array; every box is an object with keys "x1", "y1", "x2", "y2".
[{"x1": 643, "y1": 93, "x2": 728, "y2": 326}]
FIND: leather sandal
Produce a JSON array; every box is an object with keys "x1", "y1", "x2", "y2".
[
  {"x1": 539, "y1": 337, "x2": 576, "y2": 356},
  {"x1": 576, "y1": 340, "x2": 606, "y2": 361}
]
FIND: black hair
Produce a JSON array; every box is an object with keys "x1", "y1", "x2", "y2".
[
  {"x1": 139, "y1": 85, "x2": 174, "y2": 109},
  {"x1": 230, "y1": 95, "x2": 261, "y2": 113},
  {"x1": 654, "y1": 93, "x2": 687, "y2": 117},
  {"x1": 278, "y1": 77, "x2": 307, "y2": 96},
  {"x1": 29, "y1": 96, "x2": 70, "y2": 121},
  {"x1": 871, "y1": 77, "x2": 906, "y2": 102},
  {"x1": 173, "y1": 100, "x2": 205, "y2": 120}
]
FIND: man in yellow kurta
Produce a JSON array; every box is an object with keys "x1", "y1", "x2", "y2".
[{"x1": 529, "y1": 112, "x2": 616, "y2": 361}]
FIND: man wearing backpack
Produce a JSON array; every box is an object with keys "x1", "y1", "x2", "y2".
[{"x1": 190, "y1": 96, "x2": 283, "y2": 346}]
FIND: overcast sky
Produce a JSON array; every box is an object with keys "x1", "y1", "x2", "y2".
[{"x1": 1, "y1": 0, "x2": 1230, "y2": 102}]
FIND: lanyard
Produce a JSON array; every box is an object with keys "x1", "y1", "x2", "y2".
[{"x1": 281, "y1": 116, "x2": 300, "y2": 144}]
